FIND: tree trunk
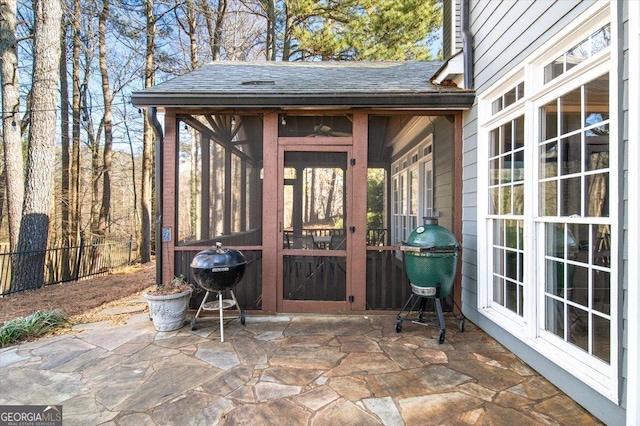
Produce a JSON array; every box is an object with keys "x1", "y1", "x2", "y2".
[
  {"x1": 97, "y1": 0, "x2": 112, "y2": 237},
  {"x1": 140, "y1": 0, "x2": 155, "y2": 264},
  {"x1": 12, "y1": 0, "x2": 62, "y2": 292},
  {"x1": 213, "y1": 0, "x2": 226, "y2": 60},
  {"x1": 60, "y1": 18, "x2": 72, "y2": 279},
  {"x1": 0, "y1": 0, "x2": 24, "y2": 250},
  {"x1": 71, "y1": 0, "x2": 81, "y2": 245}
]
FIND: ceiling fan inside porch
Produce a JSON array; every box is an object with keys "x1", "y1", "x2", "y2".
[{"x1": 307, "y1": 124, "x2": 351, "y2": 137}]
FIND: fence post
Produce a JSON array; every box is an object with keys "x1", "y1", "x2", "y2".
[
  {"x1": 73, "y1": 237, "x2": 85, "y2": 281},
  {"x1": 128, "y1": 235, "x2": 133, "y2": 265}
]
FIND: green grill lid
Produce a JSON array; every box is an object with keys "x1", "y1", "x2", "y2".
[{"x1": 405, "y1": 220, "x2": 459, "y2": 250}]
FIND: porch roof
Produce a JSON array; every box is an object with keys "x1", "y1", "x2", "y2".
[{"x1": 131, "y1": 61, "x2": 475, "y2": 110}]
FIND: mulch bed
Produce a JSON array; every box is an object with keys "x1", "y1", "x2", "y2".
[{"x1": 0, "y1": 263, "x2": 156, "y2": 324}]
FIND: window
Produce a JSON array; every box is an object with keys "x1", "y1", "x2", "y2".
[
  {"x1": 391, "y1": 137, "x2": 433, "y2": 245},
  {"x1": 488, "y1": 115, "x2": 525, "y2": 316},
  {"x1": 478, "y1": 4, "x2": 616, "y2": 399},
  {"x1": 538, "y1": 73, "x2": 611, "y2": 363}
]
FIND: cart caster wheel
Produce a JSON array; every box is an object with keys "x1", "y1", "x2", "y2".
[
  {"x1": 190, "y1": 317, "x2": 197, "y2": 331},
  {"x1": 240, "y1": 309, "x2": 246, "y2": 325},
  {"x1": 395, "y1": 319, "x2": 403, "y2": 333},
  {"x1": 459, "y1": 318, "x2": 465, "y2": 333},
  {"x1": 438, "y1": 330, "x2": 446, "y2": 344}
]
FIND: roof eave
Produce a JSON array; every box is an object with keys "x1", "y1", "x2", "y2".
[{"x1": 131, "y1": 92, "x2": 476, "y2": 110}]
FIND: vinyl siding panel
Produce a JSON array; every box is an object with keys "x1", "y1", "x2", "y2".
[
  {"x1": 621, "y1": 0, "x2": 630, "y2": 411},
  {"x1": 463, "y1": 0, "x2": 626, "y2": 423},
  {"x1": 433, "y1": 117, "x2": 454, "y2": 232}
]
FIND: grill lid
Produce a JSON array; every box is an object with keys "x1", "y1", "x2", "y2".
[
  {"x1": 190, "y1": 242, "x2": 247, "y2": 270},
  {"x1": 402, "y1": 219, "x2": 459, "y2": 252}
]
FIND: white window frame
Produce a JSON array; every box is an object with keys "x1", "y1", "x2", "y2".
[
  {"x1": 477, "y1": 2, "x2": 618, "y2": 401},
  {"x1": 391, "y1": 136, "x2": 434, "y2": 246}
]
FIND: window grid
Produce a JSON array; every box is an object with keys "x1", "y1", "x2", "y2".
[{"x1": 488, "y1": 115, "x2": 525, "y2": 316}]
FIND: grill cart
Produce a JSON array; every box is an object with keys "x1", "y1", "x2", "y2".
[
  {"x1": 396, "y1": 218, "x2": 465, "y2": 343},
  {"x1": 190, "y1": 243, "x2": 247, "y2": 342}
]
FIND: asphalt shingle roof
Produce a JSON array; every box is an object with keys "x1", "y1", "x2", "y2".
[{"x1": 132, "y1": 61, "x2": 474, "y2": 109}]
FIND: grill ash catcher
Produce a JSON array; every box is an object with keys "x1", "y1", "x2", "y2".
[
  {"x1": 396, "y1": 218, "x2": 465, "y2": 343},
  {"x1": 190, "y1": 242, "x2": 247, "y2": 342}
]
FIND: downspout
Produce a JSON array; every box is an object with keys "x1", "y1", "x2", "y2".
[
  {"x1": 461, "y1": 0, "x2": 473, "y2": 89},
  {"x1": 149, "y1": 107, "x2": 163, "y2": 286}
]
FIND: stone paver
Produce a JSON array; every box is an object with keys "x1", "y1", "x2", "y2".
[{"x1": 0, "y1": 314, "x2": 603, "y2": 425}]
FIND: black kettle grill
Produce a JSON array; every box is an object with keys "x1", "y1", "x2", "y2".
[{"x1": 190, "y1": 243, "x2": 247, "y2": 341}]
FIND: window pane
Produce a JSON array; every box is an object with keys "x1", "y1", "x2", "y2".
[
  {"x1": 506, "y1": 280, "x2": 518, "y2": 313},
  {"x1": 493, "y1": 276, "x2": 504, "y2": 305},
  {"x1": 513, "y1": 184, "x2": 524, "y2": 215},
  {"x1": 517, "y1": 82, "x2": 525, "y2": 99},
  {"x1": 546, "y1": 260, "x2": 564, "y2": 296},
  {"x1": 544, "y1": 56, "x2": 564, "y2": 83},
  {"x1": 506, "y1": 251, "x2": 519, "y2": 280},
  {"x1": 586, "y1": 173, "x2": 609, "y2": 217},
  {"x1": 504, "y1": 87, "x2": 517, "y2": 108},
  {"x1": 568, "y1": 265, "x2": 588, "y2": 307},
  {"x1": 560, "y1": 88, "x2": 582, "y2": 134},
  {"x1": 540, "y1": 141, "x2": 558, "y2": 178},
  {"x1": 490, "y1": 128, "x2": 500, "y2": 157},
  {"x1": 541, "y1": 100, "x2": 558, "y2": 140},
  {"x1": 593, "y1": 270, "x2": 610, "y2": 315},
  {"x1": 494, "y1": 219, "x2": 505, "y2": 246},
  {"x1": 489, "y1": 187, "x2": 500, "y2": 215},
  {"x1": 560, "y1": 177, "x2": 581, "y2": 216},
  {"x1": 566, "y1": 37, "x2": 590, "y2": 71},
  {"x1": 546, "y1": 297, "x2": 564, "y2": 338},
  {"x1": 567, "y1": 306, "x2": 588, "y2": 352},
  {"x1": 560, "y1": 134, "x2": 581, "y2": 176},
  {"x1": 540, "y1": 181, "x2": 557, "y2": 216},
  {"x1": 545, "y1": 223, "x2": 563, "y2": 257},
  {"x1": 494, "y1": 247, "x2": 505, "y2": 276},
  {"x1": 593, "y1": 315, "x2": 610, "y2": 363},
  {"x1": 502, "y1": 121, "x2": 513, "y2": 152},
  {"x1": 592, "y1": 225, "x2": 611, "y2": 267},
  {"x1": 490, "y1": 157, "x2": 502, "y2": 185}
]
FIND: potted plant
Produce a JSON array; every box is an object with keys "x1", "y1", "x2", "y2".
[{"x1": 144, "y1": 275, "x2": 193, "y2": 331}]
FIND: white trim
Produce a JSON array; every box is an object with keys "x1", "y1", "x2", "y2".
[{"x1": 627, "y1": 0, "x2": 640, "y2": 423}]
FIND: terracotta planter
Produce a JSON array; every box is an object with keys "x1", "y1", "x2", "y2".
[{"x1": 144, "y1": 289, "x2": 192, "y2": 331}]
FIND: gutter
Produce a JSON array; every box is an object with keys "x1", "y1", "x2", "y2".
[
  {"x1": 149, "y1": 107, "x2": 163, "y2": 286},
  {"x1": 131, "y1": 93, "x2": 476, "y2": 110},
  {"x1": 461, "y1": 0, "x2": 474, "y2": 89}
]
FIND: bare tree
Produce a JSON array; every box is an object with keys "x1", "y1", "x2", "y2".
[
  {"x1": 12, "y1": 0, "x2": 61, "y2": 291},
  {"x1": 0, "y1": 0, "x2": 25, "y2": 250},
  {"x1": 140, "y1": 0, "x2": 155, "y2": 264},
  {"x1": 96, "y1": 0, "x2": 113, "y2": 237}
]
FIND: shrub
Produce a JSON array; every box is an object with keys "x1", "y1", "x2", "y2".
[{"x1": 0, "y1": 309, "x2": 67, "y2": 347}]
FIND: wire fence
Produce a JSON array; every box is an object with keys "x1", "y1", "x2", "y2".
[{"x1": 0, "y1": 236, "x2": 135, "y2": 296}]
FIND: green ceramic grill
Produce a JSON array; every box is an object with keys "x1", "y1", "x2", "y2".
[
  {"x1": 401, "y1": 219, "x2": 460, "y2": 298},
  {"x1": 396, "y1": 218, "x2": 464, "y2": 343}
]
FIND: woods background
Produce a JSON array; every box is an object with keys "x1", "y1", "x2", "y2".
[{"x1": 0, "y1": 0, "x2": 442, "y2": 291}]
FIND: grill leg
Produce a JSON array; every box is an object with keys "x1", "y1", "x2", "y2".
[
  {"x1": 218, "y1": 291, "x2": 224, "y2": 342},
  {"x1": 434, "y1": 298, "x2": 446, "y2": 343}
]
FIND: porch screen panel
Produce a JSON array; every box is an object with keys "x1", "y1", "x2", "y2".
[{"x1": 177, "y1": 115, "x2": 263, "y2": 246}]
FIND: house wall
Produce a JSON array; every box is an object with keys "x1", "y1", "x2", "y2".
[
  {"x1": 462, "y1": 1, "x2": 627, "y2": 424},
  {"x1": 433, "y1": 117, "x2": 454, "y2": 231},
  {"x1": 443, "y1": 0, "x2": 461, "y2": 60}
]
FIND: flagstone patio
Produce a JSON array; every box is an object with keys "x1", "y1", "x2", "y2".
[{"x1": 0, "y1": 310, "x2": 602, "y2": 425}]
